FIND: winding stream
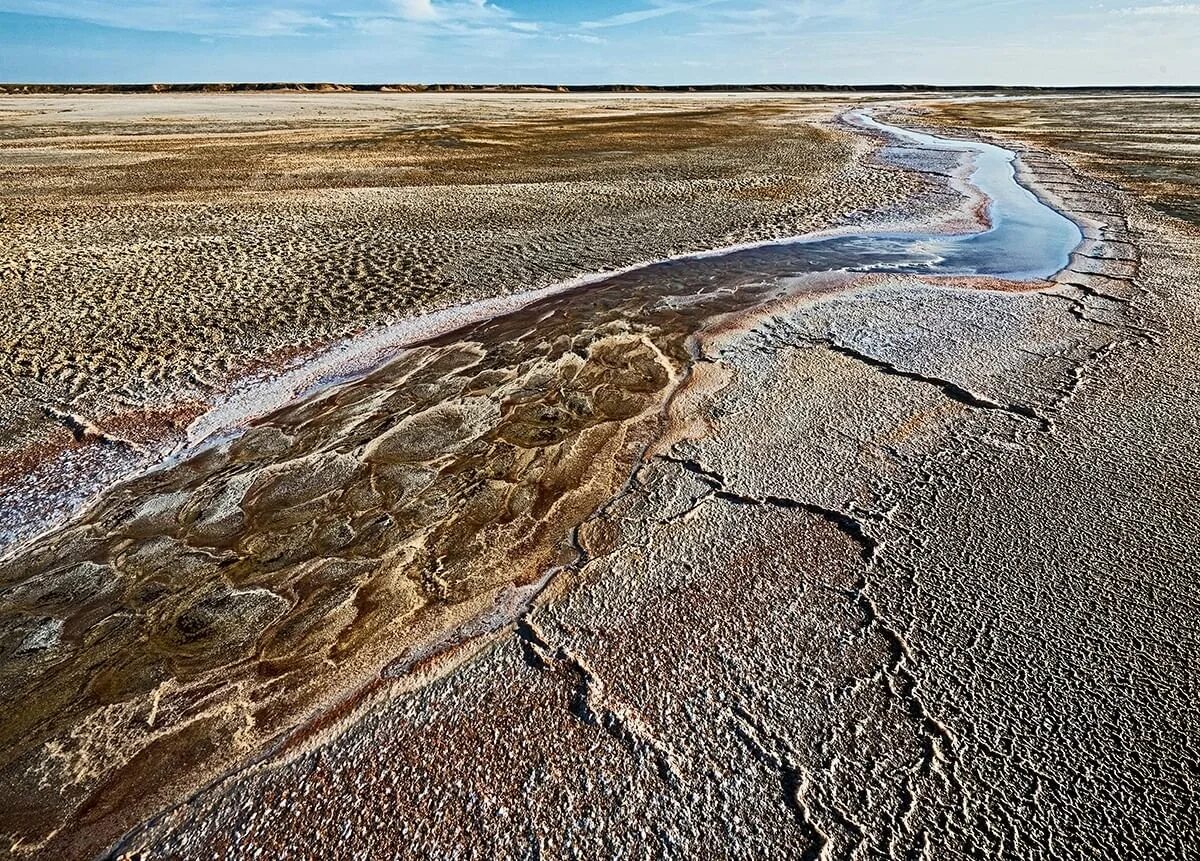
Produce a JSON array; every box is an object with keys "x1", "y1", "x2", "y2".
[{"x1": 0, "y1": 112, "x2": 1083, "y2": 857}]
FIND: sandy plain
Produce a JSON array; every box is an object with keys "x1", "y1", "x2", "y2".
[{"x1": 1, "y1": 92, "x2": 1198, "y2": 859}]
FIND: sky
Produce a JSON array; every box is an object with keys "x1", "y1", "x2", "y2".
[{"x1": 1, "y1": 0, "x2": 1198, "y2": 85}]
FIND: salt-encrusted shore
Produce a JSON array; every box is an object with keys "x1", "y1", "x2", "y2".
[{"x1": 0, "y1": 94, "x2": 968, "y2": 548}]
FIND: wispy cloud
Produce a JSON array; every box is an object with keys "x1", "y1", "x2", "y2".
[
  {"x1": 254, "y1": 9, "x2": 335, "y2": 33},
  {"x1": 352, "y1": 0, "x2": 538, "y2": 40},
  {"x1": 394, "y1": 0, "x2": 436, "y2": 21},
  {"x1": 1113, "y1": 2, "x2": 1200, "y2": 13},
  {"x1": 660, "y1": 0, "x2": 884, "y2": 40},
  {"x1": 0, "y1": 0, "x2": 336, "y2": 35},
  {"x1": 581, "y1": 0, "x2": 727, "y2": 30},
  {"x1": 0, "y1": 0, "x2": 534, "y2": 37}
]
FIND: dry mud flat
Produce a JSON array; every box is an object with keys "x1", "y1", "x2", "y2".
[
  {"x1": 0, "y1": 93, "x2": 952, "y2": 857},
  {"x1": 115, "y1": 108, "x2": 1200, "y2": 858},
  {"x1": 0, "y1": 96, "x2": 1197, "y2": 859}
]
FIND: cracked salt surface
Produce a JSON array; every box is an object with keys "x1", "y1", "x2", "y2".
[{"x1": 10, "y1": 110, "x2": 1171, "y2": 861}]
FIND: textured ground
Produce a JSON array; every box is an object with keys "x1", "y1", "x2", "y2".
[
  {"x1": 925, "y1": 95, "x2": 1200, "y2": 224},
  {"x1": 0, "y1": 92, "x2": 935, "y2": 546},
  {"x1": 120, "y1": 102, "x2": 1199, "y2": 858},
  {"x1": 1, "y1": 95, "x2": 1198, "y2": 860},
  {"x1": 1, "y1": 93, "x2": 951, "y2": 858}
]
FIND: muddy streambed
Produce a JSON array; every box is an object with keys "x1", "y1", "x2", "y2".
[{"x1": 0, "y1": 113, "x2": 1081, "y2": 857}]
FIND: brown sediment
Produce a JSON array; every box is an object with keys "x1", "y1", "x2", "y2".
[
  {"x1": 920, "y1": 275, "x2": 1058, "y2": 293},
  {"x1": 0, "y1": 274, "x2": 694, "y2": 858},
  {"x1": 91, "y1": 96, "x2": 1200, "y2": 861},
  {"x1": 0, "y1": 401, "x2": 205, "y2": 491},
  {"x1": 0, "y1": 98, "x2": 1036, "y2": 859},
  {"x1": 0, "y1": 436, "x2": 75, "y2": 487},
  {"x1": 92, "y1": 401, "x2": 210, "y2": 446},
  {"x1": 0, "y1": 92, "x2": 949, "y2": 547},
  {"x1": 0, "y1": 401, "x2": 201, "y2": 483}
]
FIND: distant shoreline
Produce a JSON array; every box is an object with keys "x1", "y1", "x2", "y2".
[{"x1": 3, "y1": 82, "x2": 1200, "y2": 95}]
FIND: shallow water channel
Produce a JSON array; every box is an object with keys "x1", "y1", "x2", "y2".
[{"x1": 0, "y1": 113, "x2": 1082, "y2": 853}]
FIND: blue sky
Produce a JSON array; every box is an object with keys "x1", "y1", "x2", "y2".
[{"x1": 1, "y1": 1, "x2": 1198, "y2": 84}]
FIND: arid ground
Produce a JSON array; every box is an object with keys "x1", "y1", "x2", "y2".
[
  {"x1": 0, "y1": 92, "x2": 932, "y2": 545},
  {"x1": 0, "y1": 92, "x2": 1197, "y2": 860}
]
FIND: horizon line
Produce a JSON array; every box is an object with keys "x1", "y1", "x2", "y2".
[{"x1": 4, "y1": 82, "x2": 1200, "y2": 93}]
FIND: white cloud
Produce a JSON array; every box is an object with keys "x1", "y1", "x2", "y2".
[
  {"x1": 255, "y1": 9, "x2": 334, "y2": 33},
  {"x1": 341, "y1": 0, "x2": 545, "y2": 43},
  {"x1": 390, "y1": 0, "x2": 528, "y2": 31}
]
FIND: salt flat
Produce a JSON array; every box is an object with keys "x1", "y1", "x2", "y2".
[{"x1": 0, "y1": 92, "x2": 1196, "y2": 860}]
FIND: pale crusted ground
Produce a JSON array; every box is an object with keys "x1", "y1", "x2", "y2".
[
  {"x1": 2, "y1": 95, "x2": 1198, "y2": 860},
  {"x1": 111, "y1": 101, "x2": 1199, "y2": 860}
]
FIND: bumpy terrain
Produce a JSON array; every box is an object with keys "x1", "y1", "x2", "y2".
[
  {"x1": 1, "y1": 94, "x2": 1197, "y2": 860},
  {"x1": 0, "y1": 92, "x2": 932, "y2": 546},
  {"x1": 926, "y1": 95, "x2": 1200, "y2": 225},
  {"x1": 1, "y1": 92, "x2": 942, "y2": 858}
]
